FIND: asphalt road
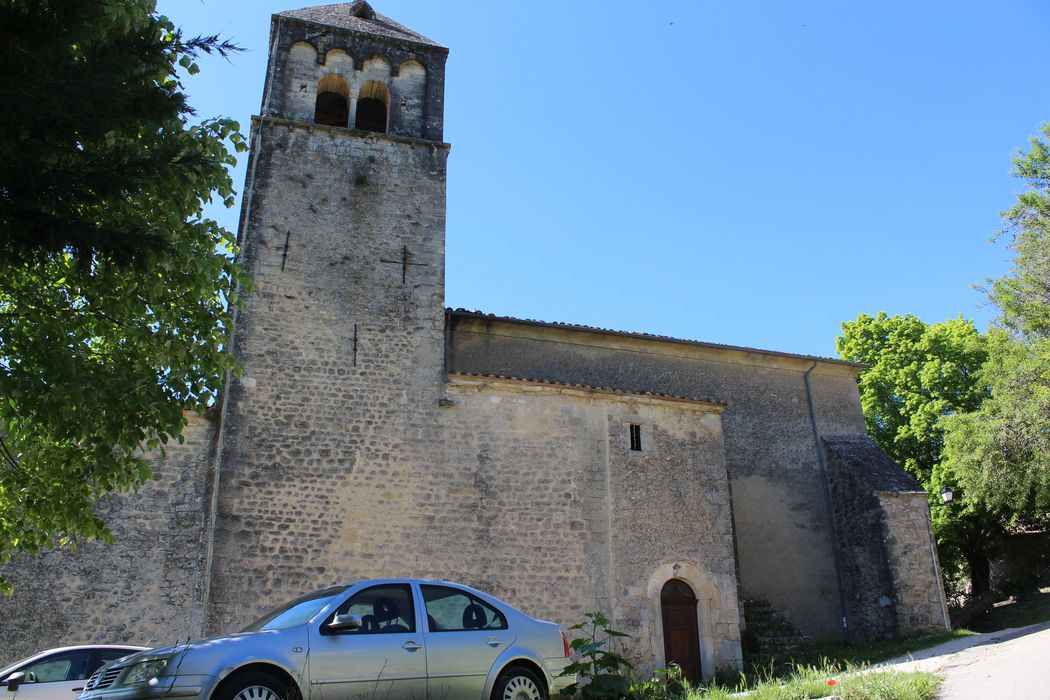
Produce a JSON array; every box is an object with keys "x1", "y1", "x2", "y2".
[{"x1": 883, "y1": 621, "x2": 1050, "y2": 699}]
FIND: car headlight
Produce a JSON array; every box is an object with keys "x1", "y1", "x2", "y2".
[{"x1": 121, "y1": 659, "x2": 170, "y2": 685}]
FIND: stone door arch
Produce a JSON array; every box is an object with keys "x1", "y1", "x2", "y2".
[
  {"x1": 645, "y1": 562, "x2": 737, "y2": 681},
  {"x1": 660, "y1": 579, "x2": 702, "y2": 683}
]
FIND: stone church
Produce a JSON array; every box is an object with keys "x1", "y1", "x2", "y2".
[{"x1": 1, "y1": 2, "x2": 949, "y2": 682}]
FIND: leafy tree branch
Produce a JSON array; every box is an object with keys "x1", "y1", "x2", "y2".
[{"x1": 0, "y1": 0, "x2": 248, "y2": 591}]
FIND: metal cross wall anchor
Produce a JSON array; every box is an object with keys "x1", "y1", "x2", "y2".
[
  {"x1": 352, "y1": 323, "x2": 358, "y2": 367},
  {"x1": 380, "y1": 245, "x2": 428, "y2": 284},
  {"x1": 280, "y1": 231, "x2": 292, "y2": 271}
]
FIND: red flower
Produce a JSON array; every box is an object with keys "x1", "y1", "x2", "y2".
[{"x1": 827, "y1": 679, "x2": 837, "y2": 686}]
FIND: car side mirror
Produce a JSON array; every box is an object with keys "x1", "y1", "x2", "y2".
[
  {"x1": 5, "y1": 672, "x2": 25, "y2": 692},
  {"x1": 328, "y1": 613, "x2": 362, "y2": 632}
]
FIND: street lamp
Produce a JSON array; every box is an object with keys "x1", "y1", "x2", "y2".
[{"x1": 940, "y1": 486, "x2": 954, "y2": 504}]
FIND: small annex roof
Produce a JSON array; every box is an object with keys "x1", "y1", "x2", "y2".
[
  {"x1": 277, "y1": 2, "x2": 445, "y2": 49},
  {"x1": 822, "y1": 436, "x2": 925, "y2": 493},
  {"x1": 450, "y1": 372, "x2": 725, "y2": 408},
  {"x1": 447, "y1": 308, "x2": 864, "y2": 369}
]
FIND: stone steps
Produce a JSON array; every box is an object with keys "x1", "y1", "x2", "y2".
[{"x1": 742, "y1": 598, "x2": 814, "y2": 661}]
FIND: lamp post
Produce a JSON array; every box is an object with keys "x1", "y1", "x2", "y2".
[{"x1": 940, "y1": 486, "x2": 954, "y2": 504}]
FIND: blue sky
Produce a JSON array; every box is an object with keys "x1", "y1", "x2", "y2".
[{"x1": 159, "y1": 0, "x2": 1050, "y2": 358}]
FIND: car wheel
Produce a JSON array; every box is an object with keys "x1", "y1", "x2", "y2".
[
  {"x1": 493, "y1": 667, "x2": 546, "y2": 700},
  {"x1": 215, "y1": 672, "x2": 287, "y2": 700}
]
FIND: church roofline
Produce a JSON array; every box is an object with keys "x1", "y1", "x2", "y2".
[
  {"x1": 448, "y1": 372, "x2": 725, "y2": 409},
  {"x1": 447, "y1": 308, "x2": 866, "y2": 371},
  {"x1": 276, "y1": 3, "x2": 447, "y2": 53}
]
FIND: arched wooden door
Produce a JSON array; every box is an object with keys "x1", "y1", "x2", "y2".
[{"x1": 661, "y1": 579, "x2": 701, "y2": 684}]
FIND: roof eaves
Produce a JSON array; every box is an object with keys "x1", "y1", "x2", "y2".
[
  {"x1": 447, "y1": 308, "x2": 865, "y2": 369},
  {"x1": 449, "y1": 371, "x2": 725, "y2": 407}
]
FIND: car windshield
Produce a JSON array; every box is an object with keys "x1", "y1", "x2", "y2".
[{"x1": 240, "y1": 585, "x2": 351, "y2": 633}]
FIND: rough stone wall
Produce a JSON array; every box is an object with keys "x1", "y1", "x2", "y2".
[
  {"x1": 825, "y1": 444, "x2": 898, "y2": 641},
  {"x1": 392, "y1": 60, "x2": 428, "y2": 137},
  {"x1": 879, "y1": 493, "x2": 950, "y2": 635},
  {"x1": 447, "y1": 314, "x2": 867, "y2": 640},
  {"x1": 205, "y1": 116, "x2": 449, "y2": 632},
  {"x1": 0, "y1": 415, "x2": 217, "y2": 665},
  {"x1": 822, "y1": 436, "x2": 949, "y2": 639},
  {"x1": 283, "y1": 41, "x2": 342, "y2": 124},
  {"x1": 438, "y1": 376, "x2": 741, "y2": 677}
]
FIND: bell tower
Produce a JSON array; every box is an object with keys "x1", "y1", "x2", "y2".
[
  {"x1": 261, "y1": 1, "x2": 446, "y2": 139},
  {"x1": 204, "y1": 2, "x2": 450, "y2": 631}
]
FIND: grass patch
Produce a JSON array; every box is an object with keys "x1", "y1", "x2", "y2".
[
  {"x1": 734, "y1": 590, "x2": 1050, "y2": 692},
  {"x1": 699, "y1": 664, "x2": 941, "y2": 699},
  {"x1": 722, "y1": 589, "x2": 1050, "y2": 697},
  {"x1": 801, "y1": 629, "x2": 976, "y2": 667},
  {"x1": 764, "y1": 588, "x2": 1050, "y2": 675},
  {"x1": 743, "y1": 629, "x2": 973, "y2": 680}
]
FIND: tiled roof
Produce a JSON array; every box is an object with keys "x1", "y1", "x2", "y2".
[
  {"x1": 277, "y1": 3, "x2": 445, "y2": 49},
  {"x1": 450, "y1": 372, "x2": 725, "y2": 407},
  {"x1": 823, "y1": 436, "x2": 925, "y2": 493},
  {"x1": 447, "y1": 308, "x2": 863, "y2": 368}
]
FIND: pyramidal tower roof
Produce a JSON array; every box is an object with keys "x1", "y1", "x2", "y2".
[{"x1": 277, "y1": 2, "x2": 444, "y2": 49}]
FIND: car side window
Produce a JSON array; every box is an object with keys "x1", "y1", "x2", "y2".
[
  {"x1": 422, "y1": 585, "x2": 508, "y2": 632},
  {"x1": 22, "y1": 651, "x2": 92, "y2": 682},
  {"x1": 330, "y1": 584, "x2": 415, "y2": 634}
]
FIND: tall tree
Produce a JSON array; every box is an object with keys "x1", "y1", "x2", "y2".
[
  {"x1": 837, "y1": 313, "x2": 1003, "y2": 594},
  {"x1": 0, "y1": 0, "x2": 246, "y2": 590},
  {"x1": 942, "y1": 124, "x2": 1050, "y2": 526}
]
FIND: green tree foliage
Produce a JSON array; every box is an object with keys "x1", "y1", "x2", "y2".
[
  {"x1": 837, "y1": 313, "x2": 1004, "y2": 594},
  {"x1": 0, "y1": 0, "x2": 247, "y2": 589},
  {"x1": 942, "y1": 124, "x2": 1050, "y2": 526},
  {"x1": 837, "y1": 313, "x2": 988, "y2": 484}
]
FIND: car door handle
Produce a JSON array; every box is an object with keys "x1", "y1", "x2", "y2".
[
  {"x1": 486, "y1": 637, "x2": 503, "y2": 647},
  {"x1": 402, "y1": 641, "x2": 422, "y2": 651}
]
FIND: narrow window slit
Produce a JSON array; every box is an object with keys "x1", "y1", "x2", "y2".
[
  {"x1": 352, "y1": 323, "x2": 358, "y2": 367},
  {"x1": 629, "y1": 424, "x2": 642, "y2": 452}
]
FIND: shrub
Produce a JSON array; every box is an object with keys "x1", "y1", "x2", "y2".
[{"x1": 561, "y1": 612, "x2": 635, "y2": 700}]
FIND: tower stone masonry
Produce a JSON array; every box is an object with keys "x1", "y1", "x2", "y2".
[
  {"x1": 207, "y1": 1, "x2": 450, "y2": 632},
  {"x1": 0, "y1": 1, "x2": 949, "y2": 683}
]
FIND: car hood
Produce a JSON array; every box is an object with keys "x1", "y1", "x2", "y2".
[
  {"x1": 106, "y1": 632, "x2": 270, "y2": 668},
  {"x1": 183, "y1": 630, "x2": 276, "y2": 653}
]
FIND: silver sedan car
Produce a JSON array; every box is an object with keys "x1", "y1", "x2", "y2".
[{"x1": 78, "y1": 579, "x2": 573, "y2": 700}]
